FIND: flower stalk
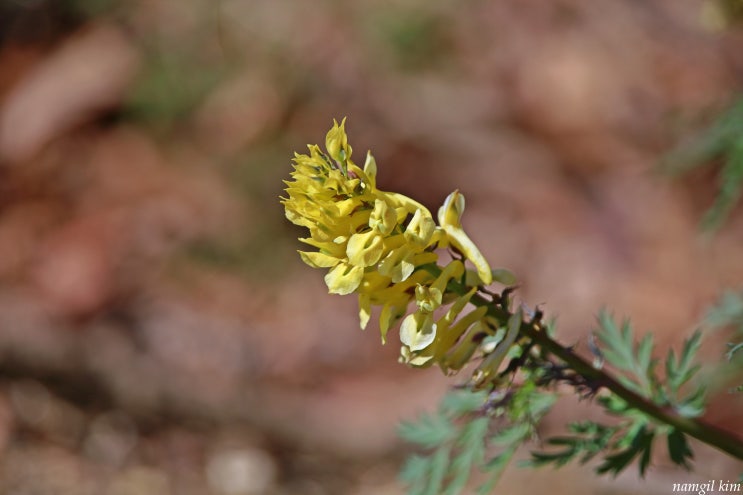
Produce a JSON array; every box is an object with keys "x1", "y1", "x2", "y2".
[
  {"x1": 472, "y1": 290, "x2": 743, "y2": 461},
  {"x1": 282, "y1": 120, "x2": 743, "y2": 466}
]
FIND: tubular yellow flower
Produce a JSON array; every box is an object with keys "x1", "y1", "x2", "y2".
[
  {"x1": 438, "y1": 191, "x2": 493, "y2": 285},
  {"x1": 473, "y1": 309, "x2": 523, "y2": 385},
  {"x1": 369, "y1": 199, "x2": 397, "y2": 235},
  {"x1": 324, "y1": 262, "x2": 365, "y2": 295},
  {"x1": 415, "y1": 284, "x2": 443, "y2": 313},
  {"x1": 400, "y1": 311, "x2": 437, "y2": 352},
  {"x1": 282, "y1": 120, "x2": 520, "y2": 384},
  {"x1": 325, "y1": 118, "x2": 351, "y2": 163}
]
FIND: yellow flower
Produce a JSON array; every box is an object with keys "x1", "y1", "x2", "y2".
[
  {"x1": 282, "y1": 120, "x2": 520, "y2": 385},
  {"x1": 415, "y1": 284, "x2": 443, "y2": 313},
  {"x1": 438, "y1": 191, "x2": 493, "y2": 285},
  {"x1": 369, "y1": 199, "x2": 397, "y2": 235},
  {"x1": 324, "y1": 262, "x2": 365, "y2": 295},
  {"x1": 325, "y1": 118, "x2": 351, "y2": 162},
  {"x1": 400, "y1": 311, "x2": 437, "y2": 352}
]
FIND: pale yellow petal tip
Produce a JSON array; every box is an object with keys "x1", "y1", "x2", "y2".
[
  {"x1": 325, "y1": 118, "x2": 350, "y2": 161},
  {"x1": 443, "y1": 227, "x2": 492, "y2": 285},
  {"x1": 324, "y1": 263, "x2": 363, "y2": 295},
  {"x1": 477, "y1": 264, "x2": 493, "y2": 286},
  {"x1": 404, "y1": 209, "x2": 436, "y2": 246},
  {"x1": 400, "y1": 346, "x2": 435, "y2": 367},
  {"x1": 359, "y1": 294, "x2": 371, "y2": 330},
  {"x1": 399, "y1": 312, "x2": 437, "y2": 351},
  {"x1": 369, "y1": 199, "x2": 396, "y2": 235},
  {"x1": 438, "y1": 190, "x2": 465, "y2": 228},
  {"x1": 436, "y1": 190, "x2": 493, "y2": 284},
  {"x1": 378, "y1": 249, "x2": 415, "y2": 283},
  {"x1": 298, "y1": 250, "x2": 341, "y2": 268},
  {"x1": 346, "y1": 231, "x2": 384, "y2": 267},
  {"x1": 415, "y1": 284, "x2": 443, "y2": 313},
  {"x1": 363, "y1": 151, "x2": 377, "y2": 186},
  {"x1": 359, "y1": 313, "x2": 370, "y2": 330}
]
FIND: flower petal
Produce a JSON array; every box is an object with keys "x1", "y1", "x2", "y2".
[
  {"x1": 414, "y1": 284, "x2": 442, "y2": 313},
  {"x1": 476, "y1": 309, "x2": 523, "y2": 383},
  {"x1": 359, "y1": 293, "x2": 371, "y2": 329},
  {"x1": 378, "y1": 248, "x2": 415, "y2": 283},
  {"x1": 437, "y1": 190, "x2": 465, "y2": 228},
  {"x1": 298, "y1": 251, "x2": 341, "y2": 268},
  {"x1": 363, "y1": 151, "x2": 377, "y2": 189},
  {"x1": 399, "y1": 312, "x2": 437, "y2": 351},
  {"x1": 324, "y1": 262, "x2": 364, "y2": 295},
  {"x1": 369, "y1": 199, "x2": 397, "y2": 235},
  {"x1": 325, "y1": 118, "x2": 350, "y2": 162},
  {"x1": 346, "y1": 231, "x2": 385, "y2": 267},
  {"x1": 443, "y1": 227, "x2": 493, "y2": 285},
  {"x1": 404, "y1": 209, "x2": 435, "y2": 246},
  {"x1": 400, "y1": 346, "x2": 435, "y2": 367}
]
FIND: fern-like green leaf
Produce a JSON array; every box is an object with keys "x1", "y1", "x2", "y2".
[
  {"x1": 667, "y1": 428, "x2": 694, "y2": 470},
  {"x1": 426, "y1": 445, "x2": 451, "y2": 495},
  {"x1": 476, "y1": 446, "x2": 518, "y2": 495},
  {"x1": 596, "y1": 425, "x2": 654, "y2": 477},
  {"x1": 663, "y1": 97, "x2": 743, "y2": 231},
  {"x1": 701, "y1": 140, "x2": 743, "y2": 232},
  {"x1": 596, "y1": 313, "x2": 657, "y2": 397},
  {"x1": 706, "y1": 290, "x2": 743, "y2": 329},
  {"x1": 535, "y1": 314, "x2": 707, "y2": 478},
  {"x1": 399, "y1": 455, "x2": 430, "y2": 495},
  {"x1": 444, "y1": 417, "x2": 488, "y2": 495},
  {"x1": 398, "y1": 412, "x2": 454, "y2": 448},
  {"x1": 529, "y1": 421, "x2": 621, "y2": 471},
  {"x1": 490, "y1": 423, "x2": 532, "y2": 446},
  {"x1": 440, "y1": 389, "x2": 488, "y2": 416},
  {"x1": 400, "y1": 380, "x2": 555, "y2": 495}
]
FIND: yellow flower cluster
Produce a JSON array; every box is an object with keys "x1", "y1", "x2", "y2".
[{"x1": 282, "y1": 120, "x2": 519, "y2": 381}]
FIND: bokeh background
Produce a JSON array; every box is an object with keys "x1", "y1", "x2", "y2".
[{"x1": 0, "y1": 0, "x2": 742, "y2": 493}]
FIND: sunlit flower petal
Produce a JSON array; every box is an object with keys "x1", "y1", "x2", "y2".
[
  {"x1": 400, "y1": 311, "x2": 437, "y2": 352},
  {"x1": 325, "y1": 118, "x2": 351, "y2": 162},
  {"x1": 298, "y1": 250, "x2": 341, "y2": 268},
  {"x1": 363, "y1": 151, "x2": 377, "y2": 189},
  {"x1": 404, "y1": 209, "x2": 436, "y2": 246},
  {"x1": 324, "y1": 262, "x2": 364, "y2": 295},
  {"x1": 415, "y1": 284, "x2": 443, "y2": 313},
  {"x1": 438, "y1": 191, "x2": 493, "y2": 285},
  {"x1": 369, "y1": 199, "x2": 397, "y2": 235},
  {"x1": 378, "y1": 248, "x2": 415, "y2": 283},
  {"x1": 346, "y1": 231, "x2": 385, "y2": 267},
  {"x1": 359, "y1": 293, "x2": 372, "y2": 330}
]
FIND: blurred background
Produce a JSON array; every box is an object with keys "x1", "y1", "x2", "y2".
[{"x1": 0, "y1": 0, "x2": 743, "y2": 493}]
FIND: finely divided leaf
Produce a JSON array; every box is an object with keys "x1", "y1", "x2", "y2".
[
  {"x1": 398, "y1": 412, "x2": 454, "y2": 448},
  {"x1": 667, "y1": 429, "x2": 694, "y2": 470},
  {"x1": 440, "y1": 390, "x2": 488, "y2": 416}
]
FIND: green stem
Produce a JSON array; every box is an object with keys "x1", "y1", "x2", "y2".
[
  {"x1": 466, "y1": 291, "x2": 743, "y2": 462},
  {"x1": 525, "y1": 323, "x2": 743, "y2": 461}
]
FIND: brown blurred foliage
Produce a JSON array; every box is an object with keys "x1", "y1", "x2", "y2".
[{"x1": 0, "y1": 0, "x2": 742, "y2": 493}]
